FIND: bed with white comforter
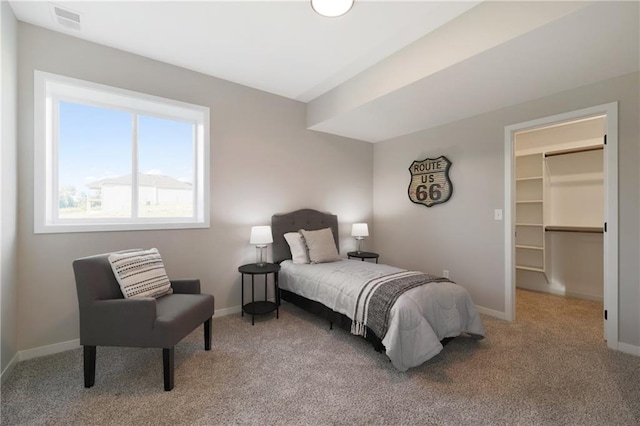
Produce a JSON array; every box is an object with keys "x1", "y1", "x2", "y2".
[
  {"x1": 271, "y1": 209, "x2": 484, "y2": 371},
  {"x1": 279, "y1": 259, "x2": 485, "y2": 371}
]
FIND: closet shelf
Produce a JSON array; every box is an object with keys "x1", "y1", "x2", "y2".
[
  {"x1": 516, "y1": 245, "x2": 544, "y2": 250},
  {"x1": 516, "y1": 223, "x2": 543, "y2": 227},
  {"x1": 515, "y1": 176, "x2": 543, "y2": 181},
  {"x1": 516, "y1": 200, "x2": 542, "y2": 204},
  {"x1": 545, "y1": 226, "x2": 603, "y2": 234},
  {"x1": 516, "y1": 266, "x2": 545, "y2": 273}
]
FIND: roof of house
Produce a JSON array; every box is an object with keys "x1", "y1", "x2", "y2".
[{"x1": 86, "y1": 173, "x2": 192, "y2": 190}]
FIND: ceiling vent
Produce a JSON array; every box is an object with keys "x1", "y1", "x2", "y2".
[{"x1": 49, "y1": 3, "x2": 81, "y2": 31}]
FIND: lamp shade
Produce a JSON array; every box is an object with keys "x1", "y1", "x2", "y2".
[
  {"x1": 311, "y1": 0, "x2": 354, "y2": 18},
  {"x1": 250, "y1": 226, "x2": 273, "y2": 245},
  {"x1": 351, "y1": 223, "x2": 369, "y2": 238}
]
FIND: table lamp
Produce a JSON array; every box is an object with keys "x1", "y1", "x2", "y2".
[
  {"x1": 250, "y1": 225, "x2": 273, "y2": 266},
  {"x1": 351, "y1": 223, "x2": 369, "y2": 254}
]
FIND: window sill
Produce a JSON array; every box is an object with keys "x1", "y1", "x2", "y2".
[{"x1": 34, "y1": 220, "x2": 210, "y2": 234}]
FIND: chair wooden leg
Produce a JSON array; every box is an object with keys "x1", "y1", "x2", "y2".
[
  {"x1": 163, "y1": 347, "x2": 174, "y2": 391},
  {"x1": 83, "y1": 345, "x2": 96, "y2": 388},
  {"x1": 204, "y1": 317, "x2": 212, "y2": 351}
]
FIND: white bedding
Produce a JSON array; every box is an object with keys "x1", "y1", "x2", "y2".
[{"x1": 279, "y1": 259, "x2": 485, "y2": 371}]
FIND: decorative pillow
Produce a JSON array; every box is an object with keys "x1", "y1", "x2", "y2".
[
  {"x1": 299, "y1": 228, "x2": 341, "y2": 264},
  {"x1": 284, "y1": 232, "x2": 310, "y2": 264},
  {"x1": 108, "y1": 248, "x2": 173, "y2": 299}
]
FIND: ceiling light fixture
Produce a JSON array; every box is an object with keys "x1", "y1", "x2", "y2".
[{"x1": 311, "y1": 0, "x2": 354, "y2": 18}]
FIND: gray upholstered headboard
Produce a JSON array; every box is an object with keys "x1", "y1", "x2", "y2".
[{"x1": 271, "y1": 209, "x2": 339, "y2": 263}]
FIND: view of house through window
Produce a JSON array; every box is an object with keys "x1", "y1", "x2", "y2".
[
  {"x1": 57, "y1": 102, "x2": 195, "y2": 220},
  {"x1": 35, "y1": 71, "x2": 209, "y2": 233}
]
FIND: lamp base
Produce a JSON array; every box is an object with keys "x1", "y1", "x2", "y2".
[
  {"x1": 356, "y1": 237, "x2": 363, "y2": 254},
  {"x1": 256, "y1": 245, "x2": 267, "y2": 266}
]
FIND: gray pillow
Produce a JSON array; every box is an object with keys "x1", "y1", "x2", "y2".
[{"x1": 299, "y1": 228, "x2": 341, "y2": 263}]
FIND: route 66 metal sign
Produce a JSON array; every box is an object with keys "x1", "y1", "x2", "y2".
[{"x1": 408, "y1": 155, "x2": 453, "y2": 207}]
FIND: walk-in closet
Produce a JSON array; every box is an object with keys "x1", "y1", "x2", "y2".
[{"x1": 514, "y1": 116, "x2": 605, "y2": 303}]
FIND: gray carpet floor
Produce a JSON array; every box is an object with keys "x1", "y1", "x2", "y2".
[{"x1": 2, "y1": 289, "x2": 639, "y2": 425}]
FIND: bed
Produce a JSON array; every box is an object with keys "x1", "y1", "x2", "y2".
[{"x1": 271, "y1": 209, "x2": 485, "y2": 372}]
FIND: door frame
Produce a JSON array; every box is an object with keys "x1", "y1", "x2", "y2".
[{"x1": 504, "y1": 102, "x2": 618, "y2": 349}]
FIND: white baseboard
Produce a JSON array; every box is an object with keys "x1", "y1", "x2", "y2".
[
  {"x1": 10, "y1": 304, "x2": 252, "y2": 368},
  {"x1": 476, "y1": 305, "x2": 508, "y2": 320},
  {"x1": 215, "y1": 298, "x2": 276, "y2": 318},
  {"x1": 1, "y1": 352, "x2": 19, "y2": 384},
  {"x1": 517, "y1": 282, "x2": 564, "y2": 297},
  {"x1": 617, "y1": 341, "x2": 640, "y2": 356},
  {"x1": 516, "y1": 284, "x2": 603, "y2": 302},
  {"x1": 19, "y1": 339, "x2": 80, "y2": 362},
  {"x1": 564, "y1": 290, "x2": 603, "y2": 303},
  {"x1": 214, "y1": 304, "x2": 242, "y2": 317}
]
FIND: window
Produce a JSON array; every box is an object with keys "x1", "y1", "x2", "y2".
[{"x1": 34, "y1": 71, "x2": 210, "y2": 233}]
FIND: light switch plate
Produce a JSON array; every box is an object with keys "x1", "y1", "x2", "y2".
[{"x1": 494, "y1": 209, "x2": 503, "y2": 220}]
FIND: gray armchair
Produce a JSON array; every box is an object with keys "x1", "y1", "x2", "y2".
[{"x1": 73, "y1": 250, "x2": 215, "y2": 391}]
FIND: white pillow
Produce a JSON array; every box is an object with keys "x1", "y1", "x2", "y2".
[
  {"x1": 284, "y1": 232, "x2": 310, "y2": 264},
  {"x1": 299, "y1": 228, "x2": 341, "y2": 264},
  {"x1": 108, "y1": 248, "x2": 173, "y2": 299}
]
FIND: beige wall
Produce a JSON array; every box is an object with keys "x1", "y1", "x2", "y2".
[
  {"x1": 373, "y1": 72, "x2": 639, "y2": 346},
  {"x1": 1, "y1": 0, "x2": 19, "y2": 375},
  {"x1": 10, "y1": 21, "x2": 640, "y2": 354},
  {"x1": 16, "y1": 24, "x2": 373, "y2": 351}
]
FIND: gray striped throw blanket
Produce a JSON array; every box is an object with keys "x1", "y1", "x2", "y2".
[{"x1": 351, "y1": 271, "x2": 451, "y2": 339}]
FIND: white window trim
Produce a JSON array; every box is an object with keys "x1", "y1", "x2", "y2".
[{"x1": 34, "y1": 70, "x2": 210, "y2": 234}]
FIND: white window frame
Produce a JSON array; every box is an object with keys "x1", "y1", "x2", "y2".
[{"x1": 34, "y1": 70, "x2": 210, "y2": 233}]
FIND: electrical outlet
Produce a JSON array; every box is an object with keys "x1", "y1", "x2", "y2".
[{"x1": 443, "y1": 270, "x2": 449, "y2": 278}]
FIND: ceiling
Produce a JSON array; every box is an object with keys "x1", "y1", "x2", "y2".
[
  {"x1": 8, "y1": 1, "x2": 640, "y2": 143},
  {"x1": 8, "y1": 0, "x2": 479, "y2": 101}
]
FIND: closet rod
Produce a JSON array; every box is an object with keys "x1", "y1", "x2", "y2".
[
  {"x1": 545, "y1": 226, "x2": 603, "y2": 234},
  {"x1": 544, "y1": 145, "x2": 603, "y2": 158}
]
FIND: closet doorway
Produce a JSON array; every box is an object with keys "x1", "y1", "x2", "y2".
[{"x1": 504, "y1": 103, "x2": 618, "y2": 349}]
